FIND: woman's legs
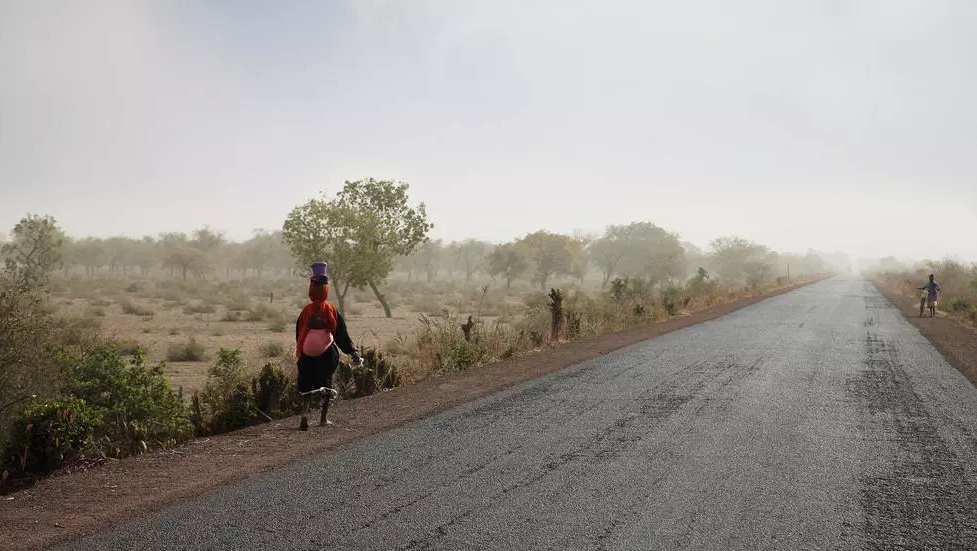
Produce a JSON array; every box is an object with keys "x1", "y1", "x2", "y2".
[{"x1": 319, "y1": 347, "x2": 340, "y2": 426}]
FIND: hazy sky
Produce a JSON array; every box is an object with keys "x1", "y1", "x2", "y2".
[{"x1": 2, "y1": 0, "x2": 976, "y2": 262}]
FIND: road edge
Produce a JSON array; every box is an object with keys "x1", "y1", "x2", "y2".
[
  {"x1": 1, "y1": 276, "x2": 829, "y2": 551},
  {"x1": 870, "y1": 279, "x2": 977, "y2": 389}
]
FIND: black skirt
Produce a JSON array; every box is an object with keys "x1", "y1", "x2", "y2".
[{"x1": 296, "y1": 345, "x2": 340, "y2": 393}]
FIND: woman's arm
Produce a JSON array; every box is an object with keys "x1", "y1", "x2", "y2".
[{"x1": 334, "y1": 312, "x2": 359, "y2": 357}]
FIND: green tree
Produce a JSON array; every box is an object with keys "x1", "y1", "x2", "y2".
[
  {"x1": 2, "y1": 214, "x2": 65, "y2": 286},
  {"x1": 74, "y1": 237, "x2": 106, "y2": 277},
  {"x1": 283, "y1": 178, "x2": 432, "y2": 316},
  {"x1": 589, "y1": 228, "x2": 630, "y2": 287},
  {"x1": 453, "y1": 239, "x2": 491, "y2": 283},
  {"x1": 517, "y1": 231, "x2": 581, "y2": 291},
  {"x1": 132, "y1": 236, "x2": 157, "y2": 276},
  {"x1": 159, "y1": 232, "x2": 209, "y2": 281},
  {"x1": 487, "y1": 242, "x2": 528, "y2": 288},
  {"x1": 708, "y1": 236, "x2": 776, "y2": 287},
  {"x1": 590, "y1": 222, "x2": 685, "y2": 287}
]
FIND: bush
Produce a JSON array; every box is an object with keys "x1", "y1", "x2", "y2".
[
  {"x1": 253, "y1": 364, "x2": 302, "y2": 418},
  {"x1": 4, "y1": 348, "x2": 193, "y2": 475},
  {"x1": 950, "y1": 298, "x2": 974, "y2": 313},
  {"x1": 87, "y1": 306, "x2": 107, "y2": 317},
  {"x1": 121, "y1": 301, "x2": 154, "y2": 317},
  {"x1": 221, "y1": 311, "x2": 243, "y2": 322},
  {"x1": 268, "y1": 318, "x2": 287, "y2": 333},
  {"x1": 4, "y1": 397, "x2": 100, "y2": 474},
  {"x1": 62, "y1": 348, "x2": 193, "y2": 449},
  {"x1": 259, "y1": 342, "x2": 285, "y2": 358},
  {"x1": 1, "y1": 278, "x2": 62, "y2": 448},
  {"x1": 197, "y1": 348, "x2": 261, "y2": 433},
  {"x1": 183, "y1": 303, "x2": 217, "y2": 315},
  {"x1": 247, "y1": 307, "x2": 270, "y2": 322},
  {"x1": 111, "y1": 339, "x2": 144, "y2": 356},
  {"x1": 335, "y1": 348, "x2": 402, "y2": 399},
  {"x1": 445, "y1": 339, "x2": 485, "y2": 372},
  {"x1": 166, "y1": 338, "x2": 206, "y2": 362},
  {"x1": 226, "y1": 295, "x2": 253, "y2": 312}
]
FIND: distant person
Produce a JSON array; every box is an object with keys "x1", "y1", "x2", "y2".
[
  {"x1": 295, "y1": 261, "x2": 363, "y2": 430},
  {"x1": 917, "y1": 274, "x2": 940, "y2": 318}
]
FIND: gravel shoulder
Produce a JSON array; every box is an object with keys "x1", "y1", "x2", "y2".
[{"x1": 871, "y1": 279, "x2": 977, "y2": 387}]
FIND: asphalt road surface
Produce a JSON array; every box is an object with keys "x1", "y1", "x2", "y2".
[{"x1": 56, "y1": 277, "x2": 977, "y2": 550}]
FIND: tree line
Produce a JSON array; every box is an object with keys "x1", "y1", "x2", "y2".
[{"x1": 1, "y1": 178, "x2": 837, "y2": 318}]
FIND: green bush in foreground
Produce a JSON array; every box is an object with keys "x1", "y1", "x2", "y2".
[{"x1": 4, "y1": 347, "x2": 193, "y2": 475}]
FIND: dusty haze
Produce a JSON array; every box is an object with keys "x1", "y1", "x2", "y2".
[{"x1": 1, "y1": 0, "x2": 976, "y2": 262}]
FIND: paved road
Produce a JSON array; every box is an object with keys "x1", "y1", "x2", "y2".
[{"x1": 57, "y1": 277, "x2": 977, "y2": 550}]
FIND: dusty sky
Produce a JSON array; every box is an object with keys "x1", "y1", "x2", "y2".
[{"x1": 1, "y1": 0, "x2": 976, "y2": 262}]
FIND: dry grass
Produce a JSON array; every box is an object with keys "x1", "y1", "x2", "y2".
[{"x1": 48, "y1": 272, "x2": 821, "y2": 396}]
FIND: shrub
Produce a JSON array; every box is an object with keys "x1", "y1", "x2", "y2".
[
  {"x1": 166, "y1": 338, "x2": 206, "y2": 362},
  {"x1": 247, "y1": 304, "x2": 275, "y2": 322},
  {"x1": 87, "y1": 306, "x2": 107, "y2": 317},
  {"x1": 183, "y1": 303, "x2": 217, "y2": 315},
  {"x1": 111, "y1": 339, "x2": 144, "y2": 356},
  {"x1": 949, "y1": 298, "x2": 973, "y2": 313},
  {"x1": 253, "y1": 364, "x2": 301, "y2": 418},
  {"x1": 4, "y1": 397, "x2": 100, "y2": 474},
  {"x1": 62, "y1": 348, "x2": 193, "y2": 450},
  {"x1": 198, "y1": 348, "x2": 261, "y2": 433},
  {"x1": 1, "y1": 279, "x2": 63, "y2": 446},
  {"x1": 259, "y1": 342, "x2": 285, "y2": 358},
  {"x1": 4, "y1": 348, "x2": 193, "y2": 475},
  {"x1": 335, "y1": 348, "x2": 402, "y2": 399},
  {"x1": 445, "y1": 339, "x2": 485, "y2": 372},
  {"x1": 268, "y1": 318, "x2": 287, "y2": 333},
  {"x1": 221, "y1": 311, "x2": 243, "y2": 322},
  {"x1": 121, "y1": 301, "x2": 154, "y2": 317},
  {"x1": 226, "y1": 295, "x2": 253, "y2": 312}
]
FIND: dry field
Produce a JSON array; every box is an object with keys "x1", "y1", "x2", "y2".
[{"x1": 50, "y1": 275, "x2": 529, "y2": 393}]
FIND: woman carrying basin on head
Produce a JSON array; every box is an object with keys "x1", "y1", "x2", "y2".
[{"x1": 295, "y1": 261, "x2": 363, "y2": 430}]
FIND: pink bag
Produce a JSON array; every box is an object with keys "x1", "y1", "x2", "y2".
[{"x1": 302, "y1": 329, "x2": 334, "y2": 357}]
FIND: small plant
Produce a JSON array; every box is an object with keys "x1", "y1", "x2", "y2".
[
  {"x1": 183, "y1": 303, "x2": 217, "y2": 315},
  {"x1": 445, "y1": 339, "x2": 485, "y2": 372},
  {"x1": 121, "y1": 300, "x2": 154, "y2": 317},
  {"x1": 335, "y1": 348, "x2": 402, "y2": 398},
  {"x1": 166, "y1": 338, "x2": 206, "y2": 362},
  {"x1": 221, "y1": 311, "x2": 243, "y2": 322},
  {"x1": 4, "y1": 347, "x2": 193, "y2": 476},
  {"x1": 259, "y1": 341, "x2": 285, "y2": 358},
  {"x1": 226, "y1": 294, "x2": 253, "y2": 312},
  {"x1": 200, "y1": 348, "x2": 261, "y2": 433},
  {"x1": 950, "y1": 298, "x2": 973, "y2": 313},
  {"x1": 111, "y1": 339, "x2": 144, "y2": 356},
  {"x1": 86, "y1": 306, "x2": 107, "y2": 318},
  {"x1": 267, "y1": 318, "x2": 287, "y2": 333},
  {"x1": 4, "y1": 397, "x2": 100, "y2": 474}
]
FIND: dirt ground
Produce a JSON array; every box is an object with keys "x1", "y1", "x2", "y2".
[
  {"x1": 872, "y1": 280, "x2": 977, "y2": 388},
  {"x1": 0, "y1": 278, "x2": 824, "y2": 551}
]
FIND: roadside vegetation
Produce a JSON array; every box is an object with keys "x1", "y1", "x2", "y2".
[
  {"x1": 0, "y1": 180, "x2": 836, "y2": 491},
  {"x1": 866, "y1": 257, "x2": 977, "y2": 328}
]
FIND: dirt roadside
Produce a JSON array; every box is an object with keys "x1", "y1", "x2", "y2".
[
  {"x1": 872, "y1": 280, "x2": 977, "y2": 388},
  {"x1": 0, "y1": 278, "x2": 827, "y2": 551}
]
